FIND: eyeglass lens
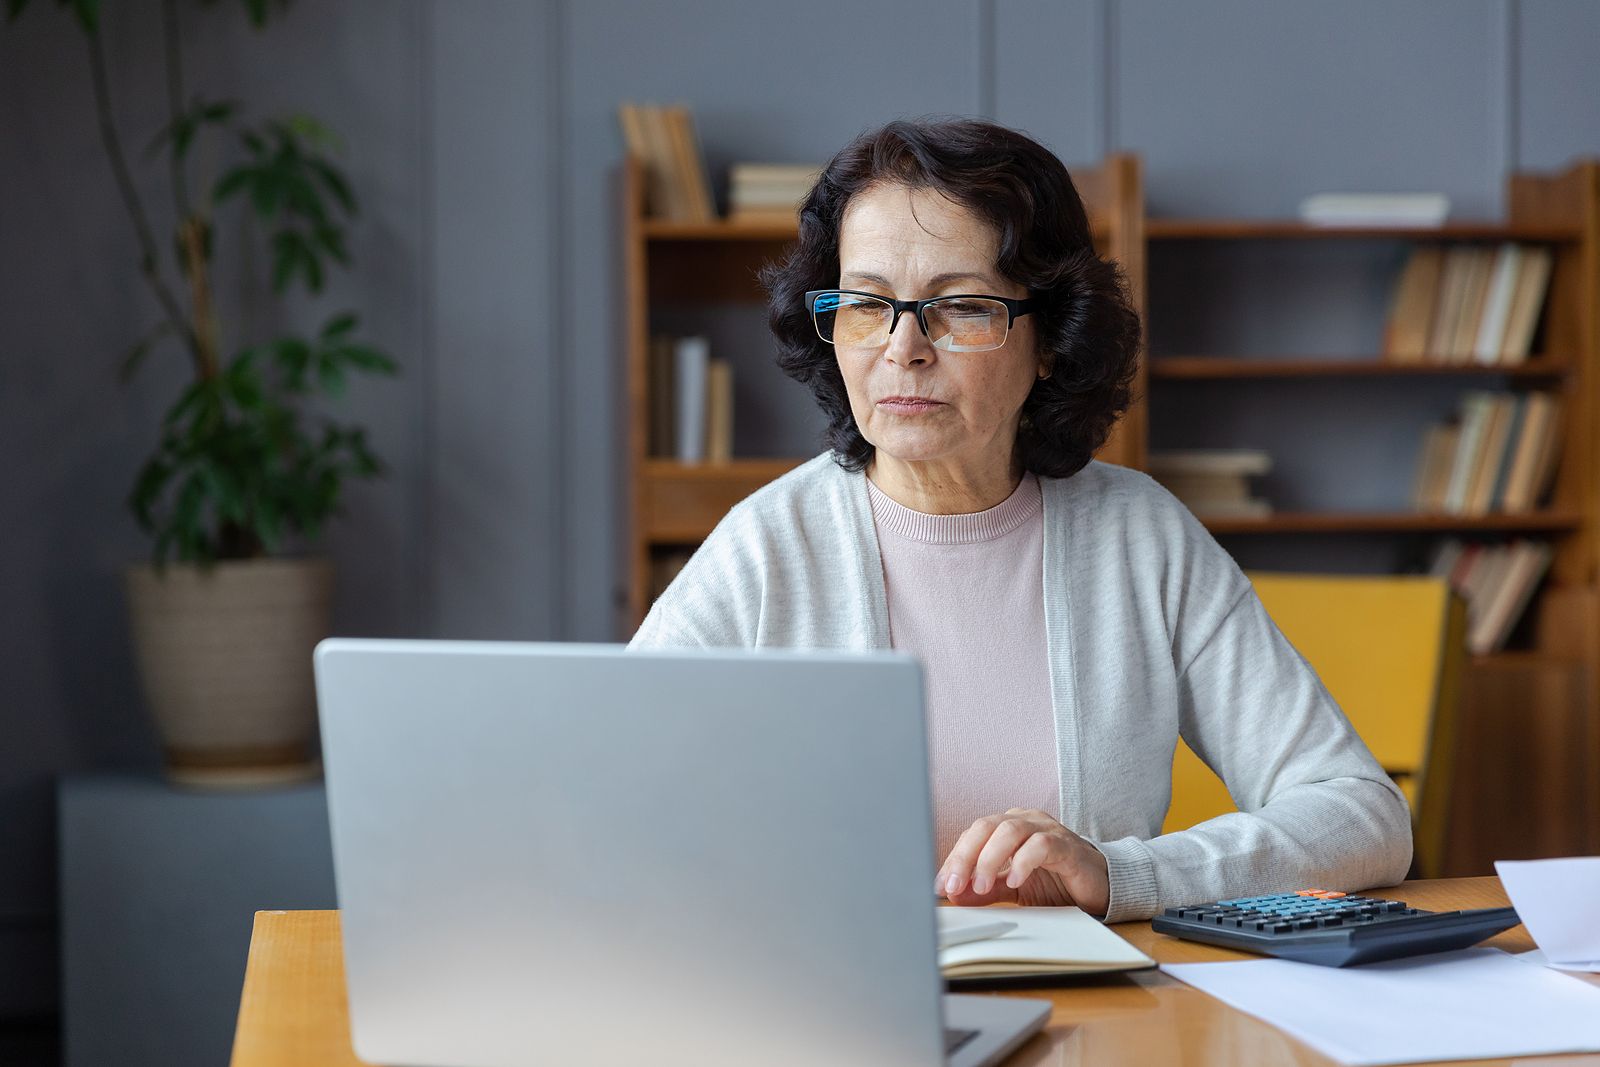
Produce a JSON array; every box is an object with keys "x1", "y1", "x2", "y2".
[{"x1": 812, "y1": 293, "x2": 1011, "y2": 352}]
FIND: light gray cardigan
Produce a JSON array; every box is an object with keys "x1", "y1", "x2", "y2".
[{"x1": 630, "y1": 452, "x2": 1413, "y2": 921}]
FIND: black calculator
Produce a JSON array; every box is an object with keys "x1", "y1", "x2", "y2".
[{"x1": 1151, "y1": 888, "x2": 1521, "y2": 967}]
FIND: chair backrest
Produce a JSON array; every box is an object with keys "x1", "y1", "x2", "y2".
[{"x1": 1163, "y1": 573, "x2": 1467, "y2": 878}]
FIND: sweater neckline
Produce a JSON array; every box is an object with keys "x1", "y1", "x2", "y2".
[{"x1": 866, "y1": 471, "x2": 1042, "y2": 544}]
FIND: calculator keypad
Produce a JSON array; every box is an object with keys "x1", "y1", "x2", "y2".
[{"x1": 1168, "y1": 890, "x2": 1421, "y2": 931}]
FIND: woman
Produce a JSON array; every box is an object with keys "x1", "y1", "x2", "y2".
[{"x1": 630, "y1": 117, "x2": 1411, "y2": 923}]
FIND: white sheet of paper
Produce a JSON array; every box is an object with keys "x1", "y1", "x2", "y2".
[
  {"x1": 1495, "y1": 857, "x2": 1600, "y2": 967},
  {"x1": 1519, "y1": 947, "x2": 1600, "y2": 974},
  {"x1": 1162, "y1": 948, "x2": 1600, "y2": 1066}
]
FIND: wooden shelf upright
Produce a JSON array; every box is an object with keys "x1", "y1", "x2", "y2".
[{"x1": 620, "y1": 152, "x2": 1149, "y2": 628}]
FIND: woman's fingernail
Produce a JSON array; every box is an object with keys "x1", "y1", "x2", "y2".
[
  {"x1": 946, "y1": 872, "x2": 962, "y2": 896},
  {"x1": 973, "y1": 873, "x2": 991, "y2": 895},
  {"x1": 1006, "y1": 871, "x2": 1021, "y2": 889}
]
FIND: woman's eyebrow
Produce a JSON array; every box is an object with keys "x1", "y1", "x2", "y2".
[{"x1": 841, "y1": 270, "x2": 996, "y2": 289}]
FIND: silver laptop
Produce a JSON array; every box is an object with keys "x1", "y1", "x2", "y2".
[{"x1": 315, "y1": 639, "x2": 1051, "y2": 1067}]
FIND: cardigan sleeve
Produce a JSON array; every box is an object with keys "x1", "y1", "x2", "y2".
[{"x1": 1093, "y1": 584, "x2": 1415, "y2": 922}]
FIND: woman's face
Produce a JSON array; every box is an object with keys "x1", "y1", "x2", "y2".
[{"x1": 834, "y1": 182, "x2": 1044, "y2": 475}]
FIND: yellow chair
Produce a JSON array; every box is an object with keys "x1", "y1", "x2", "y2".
[{"x1": 1162, "y1": 573, "x2": 1467, "y2": 879}]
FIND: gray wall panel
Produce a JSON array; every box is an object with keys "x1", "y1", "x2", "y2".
[
  {"x1": 427, "y1": 1, "x2": 562, "y2": 640},
  {"x1": 1114, "y1": 0, "x2": 1505, "y2": 217},
  {"x1": 992, "y1": 0, "x2": 1105, "y2": 164},
  {"x1": 1514, "y1": 0, "x2": 1600, "y2": 168}
]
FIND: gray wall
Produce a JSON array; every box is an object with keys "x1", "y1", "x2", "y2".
[{"x1": 3, "y1": 0, "x2": 1598, "y2": 1024}]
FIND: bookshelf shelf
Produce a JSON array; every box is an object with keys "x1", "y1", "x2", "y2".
[
  {"x1": 1150, "y1": 356, "x2": 1575, "y2": 380},
  {"x1": 1146, "y1": 219, "x2": 1584, "y2": 242},
  {"x1": 1201, "y1": 511, "x2": 1584, "y2": 535}
]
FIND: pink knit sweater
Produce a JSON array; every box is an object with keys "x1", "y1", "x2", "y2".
[{"x1": 866, "y1": 473, "x2": 1057, "y2": 863}]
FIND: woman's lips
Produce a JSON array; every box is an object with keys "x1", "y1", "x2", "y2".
[{"x1": 877, "y1": 397, "x2": 945, "y2": 414}]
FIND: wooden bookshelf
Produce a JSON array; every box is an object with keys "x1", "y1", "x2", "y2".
[
  {"x1": 620, "y1": 152, "x2": 1148, "y2": 626},
  {"x1": 1147, "y1": 160, "x2": 1600, "y2": 861}
]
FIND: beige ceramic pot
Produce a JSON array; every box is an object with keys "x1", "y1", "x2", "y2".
[{"x1": 125, "y1": 557, "x2": 333, "y2": 788}]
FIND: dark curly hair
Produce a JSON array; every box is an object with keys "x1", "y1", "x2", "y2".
[{"x1": 760, "y1": 117, "x2": 1142, "y2": 478}]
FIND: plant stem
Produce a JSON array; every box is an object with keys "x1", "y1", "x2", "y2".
[
  {"x1": 160, "y1": 0, "x2": 192, "y2": 220},
  {"x1": 85, "y1": 21, "x2": 200, "y2": 367},
  {"x1": 180, "y1": 218, "x2": 221, "y2": 379}
]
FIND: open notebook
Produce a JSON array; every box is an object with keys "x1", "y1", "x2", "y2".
[{"x1": 938, "y1": 907, "x2": 1156, "y2": 980}]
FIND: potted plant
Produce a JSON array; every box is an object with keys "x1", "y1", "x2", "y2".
[{"x1": 11, "y1": 0, "x2": 397, "y2": 786}]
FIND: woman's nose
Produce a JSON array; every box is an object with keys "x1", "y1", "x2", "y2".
[{"x1": 883, "y1": 307, "x2": 934, "y2": 367}]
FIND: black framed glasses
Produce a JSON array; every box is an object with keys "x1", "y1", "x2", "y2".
[{"x1": 805, "y1": 289, "x2": 1038, "y2": 353}]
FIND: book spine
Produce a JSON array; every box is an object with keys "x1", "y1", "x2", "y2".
[{"x1": 674, "y1": 336, "x2": 710, "y2": 462}]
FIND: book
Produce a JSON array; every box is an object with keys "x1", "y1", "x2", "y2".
[
  {"x1": 617, "y1": 103, "x2": 671, "y2": 219},
  {"x1": 706, "y1": 358, "x2": 733, "y2": 463},
  {"x1": 1425, "y1": 248, "x2": 1472, "y2": 361},
  {"x1": 665, "y1": 105, "x2": 715, "y2": 223},
  {"x1": 1148, "y1": 450, "x2": 1273, "y2": 477},
  {"x1": 1473, "y1": 244, "x2": 1523, "y2": 363},
  {"x1": 728, "y1": 162, "x2": 823, "y2": 223},
  {"x1": 1411, "y1": 424, "x2": 1460, "y2": 513},
  {"x1": 1442, "y1": 393, "x2": 1494, "y2": 514},
  {"x1": 617, "y1": 103, "x2": 714, "y2": 222},
  {"x1": 1298, "y1": 192, "x2": 1449, "y2": 227},
  {"x1": 1468, "y1": 541, "x2": 1554, "y2": 654},
  {"x1": 1463, "y1": 394, "x2": 1516, "y2": 516},
  {"x1": 1486, "y1": 395, "x2": 1527, "y2": 511},
  {"x1": 1450, "y1": 247, "x2": 1496, "y2": 361},
  {"x1": 1499, "y1": 246, "x2": 1554, "y2": 363},
  {"x1": 1499, "y1": 392, "x2": 1552, "y2": 513},
  {"x1": 1383, "y1": 246, "x2": 1444, "y2": 363},
  {"x1": 673, "y1": 336, "x2": 710, "y2": 462},
  {"x1": 937, "y1": 907, "x2": 1155, "y2": 980}
]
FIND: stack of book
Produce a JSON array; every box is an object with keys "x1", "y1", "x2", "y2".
[
  {"x1": 1411, "y1": 391, "x2": 1563, "y2": 516},
  {"x1": 727, "y1": 163, "x2": 822, "y2": 224},
  {"x1": 1382, "y1": 243, "x2": 1554, "y2": 364},
  {"x1": 1427, "y1": 539, "x2": 1555, "y2": 655},
  {"x1": 648, "y1": 334, "x2": 734, "y2": 464},
  {"x1": 1148, "y1": 451, "x2": 1273, "y2": 518},
  {"x1": 617, "y1": 103, "x2": 714, "y2": 222}
]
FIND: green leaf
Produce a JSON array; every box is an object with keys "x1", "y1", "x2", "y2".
[
  {"x1": 284, "y1": 113, "x2": 339, "y2": 151},
  {"x1": 338, "y1": 344, "x2": 397, "y2": 375},
  {"x1": 119, "y1": 321, "x2": 175, "y2": 381},
  {"x1": 201, "y1": 100, "x2": 239, "y2": 123},
  {"x1": 313, "y1": 223, "x2": 348, "y2": 265},
  {"x1": 309, "y1": 159, "x2": 356, "y2": 215},
  {"x1": 70, "y1": 0, "x2": 96, "y2": 33},
  {"x1": 320, "y1": 312, "x2": 357, "y2": 339},
  {"x1": 249, "y1": 169, "x2": 284, "y2": 216},
  {"x1": 213, "y1": 165, "x2": 253, "y2": 204},
  {"x1": 270, "y1": 230, "x2": 300, "y2": 291},
  {"x1": 270, "y1": 337, "x2": 313, "y2": 390},
  {"x1": 163, "y1": 380, "x2": 209, "y2": 428},
  {"x1": 317, "y1": 357, "x2": 346, "y2": 398}
]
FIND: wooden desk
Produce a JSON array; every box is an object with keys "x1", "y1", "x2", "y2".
[{"x1": 230, "y1": 877, "x2": 1597, "y2": 1066}]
